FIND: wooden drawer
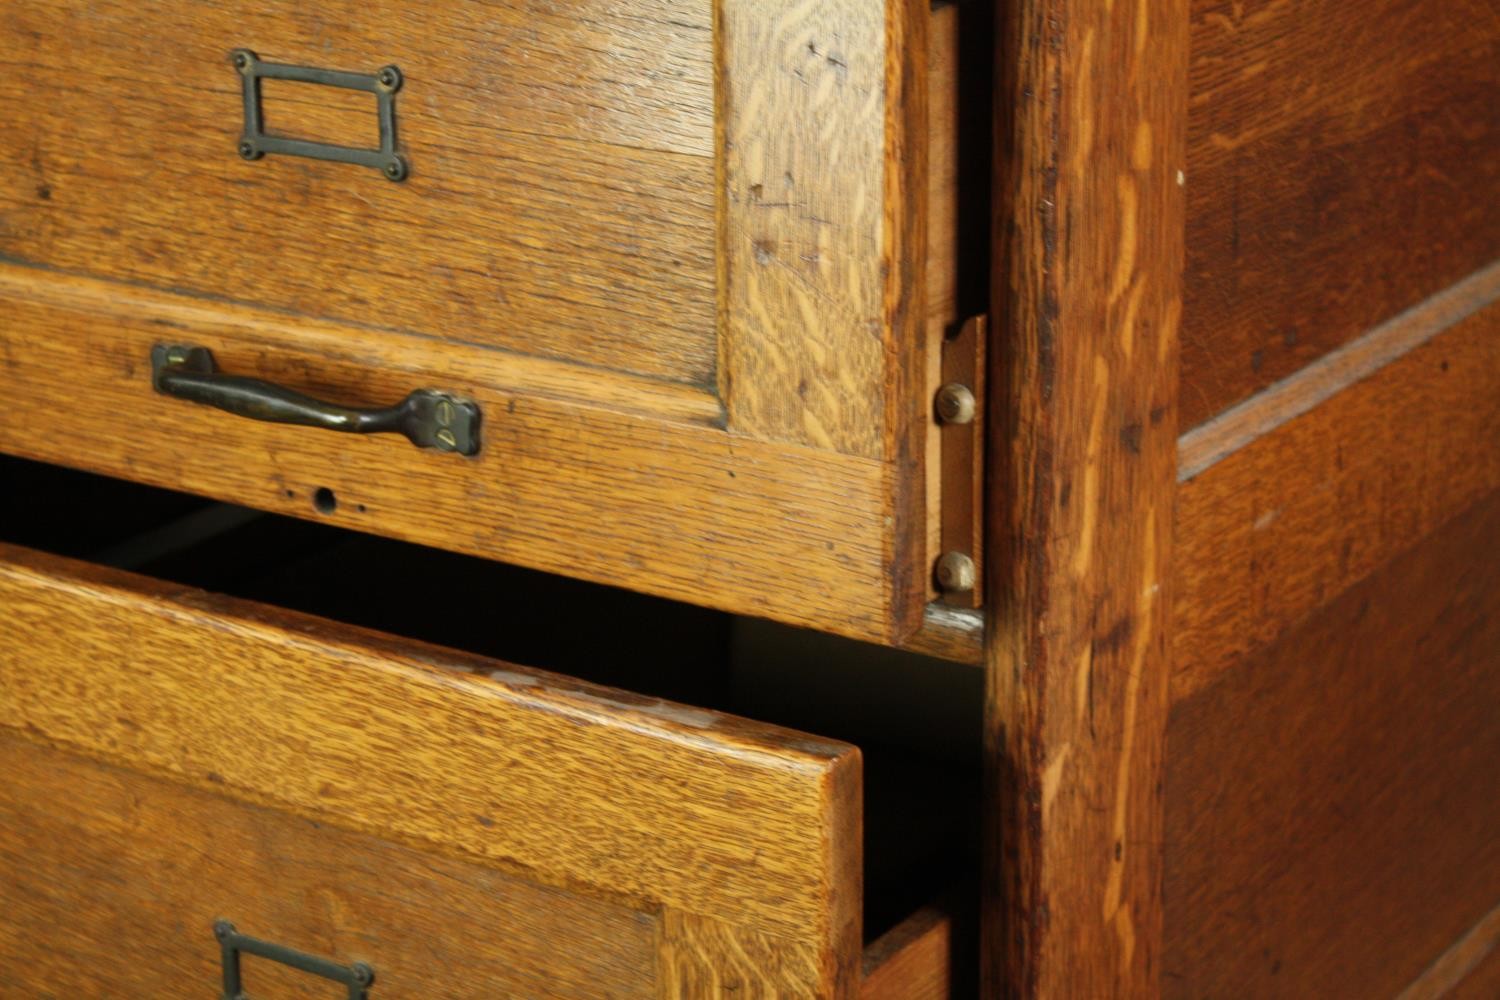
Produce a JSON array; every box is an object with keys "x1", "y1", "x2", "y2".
[
  {"x1": 0, "y1": 0, "x2": 963, "y2": 646},
  {"x1": 0, "y1": 465, "x2": 967, "y2": 998}
]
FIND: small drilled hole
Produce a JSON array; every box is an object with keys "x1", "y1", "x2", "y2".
[{"x1": 313, "y1": 488, "x2": 337, "y2": 514}]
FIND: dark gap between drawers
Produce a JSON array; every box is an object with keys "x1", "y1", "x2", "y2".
[{"x1": 0, "y1": 454, "x2": 980, "y2": 954}]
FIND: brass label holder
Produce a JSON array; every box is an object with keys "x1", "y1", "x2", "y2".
[
  {"x1": 215, "y1": 920, "x2": 374, "y2": 999},
  {"x1": 231, "y1": 48, "x2": 409, "y2": 182}
]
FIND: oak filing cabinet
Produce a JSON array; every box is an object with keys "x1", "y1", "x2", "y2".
[{"x1": 1, "y1": 0, "x2": 1498, "y2": 997}]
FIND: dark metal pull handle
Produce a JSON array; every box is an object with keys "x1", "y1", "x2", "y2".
[
  {"x1": 215, "y1": 920, "x2": 374, "y2": 1000},
  {"x1": 152, "y1": 345, "x2": 479, "y2": 456}
]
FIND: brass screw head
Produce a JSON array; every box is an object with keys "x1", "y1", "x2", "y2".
[
  {"x1": 935, "y1": 551, "x2": 976, "y2": 593},
  {"x1": 935, "y1": 383, "x2": 976, "y2": 425}
]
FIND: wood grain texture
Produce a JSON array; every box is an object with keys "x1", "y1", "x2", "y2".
[
  {"x1": 860, "y1": 904, "x2": 953, "y2": 1000},
  {"x1": 1399, "y1": 899, "x2": 1500, "y2": 1000},
  {"x1": 0, "y1": 265, "x2": 920, "y2": 645},
  {"x1": 926, "y1": 1, "x2": 961, "y2": 332},
  {"x1": 1180, "y1": 0, "x2": 1500, "y2": 427},
  {"x1": 1179, "y1": 260, "x2": 1500, "y2": 481},
  {"x1": 938, "y1": 314, "x2": 987, "y2": 608},
  {"x1": 1163, "y1": 490, "x2": 1500, "y2": 999},
  {"x1": 983, "y1": 0, "x2": 1187, "y2": 994},
  {"x1": 0, "y1": 0, "x2": 939, "y2": 642},
  {"x1": 923, "y1": 2, "x2": 962, "y2": 591},
  {"x1": 898, "y1": 596, "x2": 984, "y2": 665},
  {"x1": 719, "y1": 0, "x2": 927, "y2": 461},
  {"x1": 880, "y1": 0, "x2": 934, "y2": 634},
  {"x1": 0, "y1": 733, "x2": 660, "y2": 999},
  {"x1": 0, "y1": 0, "x2": 718, "y2": 385},
  {"x1": 660, "y1": 911, "x2": 859, "y2": 999},
  {"x1": 1174, "y1": 297, "x2": 1500, "y2": 703},
  {"x1": 1445, "y1": 918, "x2": 1500, "y2": 1000},
  {"x1": 0, "y1": 543, "x2": 863, "y2": 996}
]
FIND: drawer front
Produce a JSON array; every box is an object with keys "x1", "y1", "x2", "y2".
[
  {"x1": 0, "y1": 0, "x2": 937, "y2": 646},
  {"x1": 1, "y1": 735, "x2": 662, "y2": 999},
  {"x1": 0, "y1": 543, "x2": 862, "y2": 998},
  {"x1": 1, "y1": 0, "x2": 717, "y2": 384}
]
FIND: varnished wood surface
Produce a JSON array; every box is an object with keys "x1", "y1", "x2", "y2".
[
  {"x1": 0, "y1": 0, "x2": 945, "y2": 644},
  {"x1": 718, "y1": 0, "x2": 926, "y2": 460},
  {"x1": 1180, "y1": 0, "x2": 1500, "y2": 427},
  {"x1": 0, "y1": 0, "x2": 718, "y2": 385},
  {"x1": 926, "y1": 2, "x2": 961, "y2": 332},
  {"x1": 1179, "y1": 260, "x2": 1500, "y2": 481},
  {"x1": 859, "y1": 904, "x2": 953, "y2": 1000},
  {"x1": 1445, "y1": 919, "x2": 1500, "y2": 1000},
  {"x1": 0, "y1": 265, "x2": 917, "y2": 645},
  {"x1": 1174, "y1": 294, "x2": 1500, "y2": 703},
  {"x1": 908, "y1": 268, "x2": 1500, "y2": 675},
  {"x1": 1399, "y1": 900, "x2": 1500, "y2": 1000},
  {"x1": 1163, "y1": 491, "x2": 1500, "y2": 998},
  {"x1": 0, "y1": 733, "x2": 660, "y2": 999},
  {"x1": 923, "y1": 1, "x2": 962, "y2": 600},
  {"x1": 984, "y1": 0, "x2": 1186, "y2": 994},
  {"x1": 0, "y1": 542, "x2": 864, "y2": 995}
]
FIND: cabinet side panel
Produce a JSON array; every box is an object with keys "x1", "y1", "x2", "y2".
[
  {"x1": 1179, "y1": 0, "x2": 1500, "y2": 427},
  {"x1": 1164, "y1": 491, "x2": 1500, "y2": 997}
]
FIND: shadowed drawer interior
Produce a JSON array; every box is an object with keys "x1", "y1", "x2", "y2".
[{"x1": 0, "y1": 454, "x2": 978, "y2": 998}]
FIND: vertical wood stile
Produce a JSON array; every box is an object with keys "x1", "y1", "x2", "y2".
[{"x1": 983, "y1": 0, "x2": 1188, "y2": 994}]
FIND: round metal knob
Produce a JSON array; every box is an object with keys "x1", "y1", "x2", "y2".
[
  {"x1": 935, "y1": 383, "x2": 976, "y2": 425},
  {"x1": 935, "y1": 551, "x2": 976, "y2": 593}
]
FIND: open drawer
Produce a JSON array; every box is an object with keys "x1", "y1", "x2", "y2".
[
  {"x1": 0, "y1": 0, "x2": 977, "y2": 647},
  {"x1": 0, "y1": 459, "x2": 972, "y2": 998}
]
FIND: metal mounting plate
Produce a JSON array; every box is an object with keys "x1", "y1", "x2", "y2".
[
  {"x1": 216, "y1": 920, "x2": 374, "y2": 1000},
  {"x1": 232, "y1": 48, "x2": 409, "y2": 182}
]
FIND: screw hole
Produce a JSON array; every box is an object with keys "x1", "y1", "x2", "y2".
[{"x1": 313, "y1": 488, "x2": 337, "y2": 515}]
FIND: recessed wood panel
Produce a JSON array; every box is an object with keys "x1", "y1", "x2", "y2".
[
  {"x1": 1181, "y1": 0, "x2": 1500, "y2": 427},
  {"x1": 1164, "y1": 491, "x2": 1500, "y2": 998},
  {"x1": 0, "y1": 0, "x2": 717, "y2": 384},
  {"x1": 0, "y1": 733, "x2": 659, "y2": 999},
  {"x1": 1175, "y1": 292, "x2": 1500, "y2": 702}
]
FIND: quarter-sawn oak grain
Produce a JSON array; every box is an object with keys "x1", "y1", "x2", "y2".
[
  {"x1": 0, "y1": 733, "x2": 660, "y2": 999},
  {"x1": 0, "y1": 265, "x2": 908, "y2": 645},
  {"x1": 0, "y1": 0, "x2": 719, "y2": 385},
  {"x1": 0, "y1": 0, "x2": 940, "y2": 644},
  {"x1": 1164, "y1": 491, "x2": 1500, "y2": 998},
  {"x1": 1174, "y1": 296, "x2": 1500, "y2": 703},
  {"x1": 984, "y1": 0, "x2": 1187, "y2": 993},
  {"x1": 1180, "y1": 0, "x2": 1500, "y2": 427},
  {"x1": 0, "y1": 543, "x2": 864, "y2": 996}
]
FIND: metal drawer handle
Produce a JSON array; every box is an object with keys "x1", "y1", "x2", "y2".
[
  {"x1": 152, "y1": 345, "x2": 480, "y2": 456},
  {"x1": 215, "y1": 920, "x2": 374, "y2": 1000}
]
